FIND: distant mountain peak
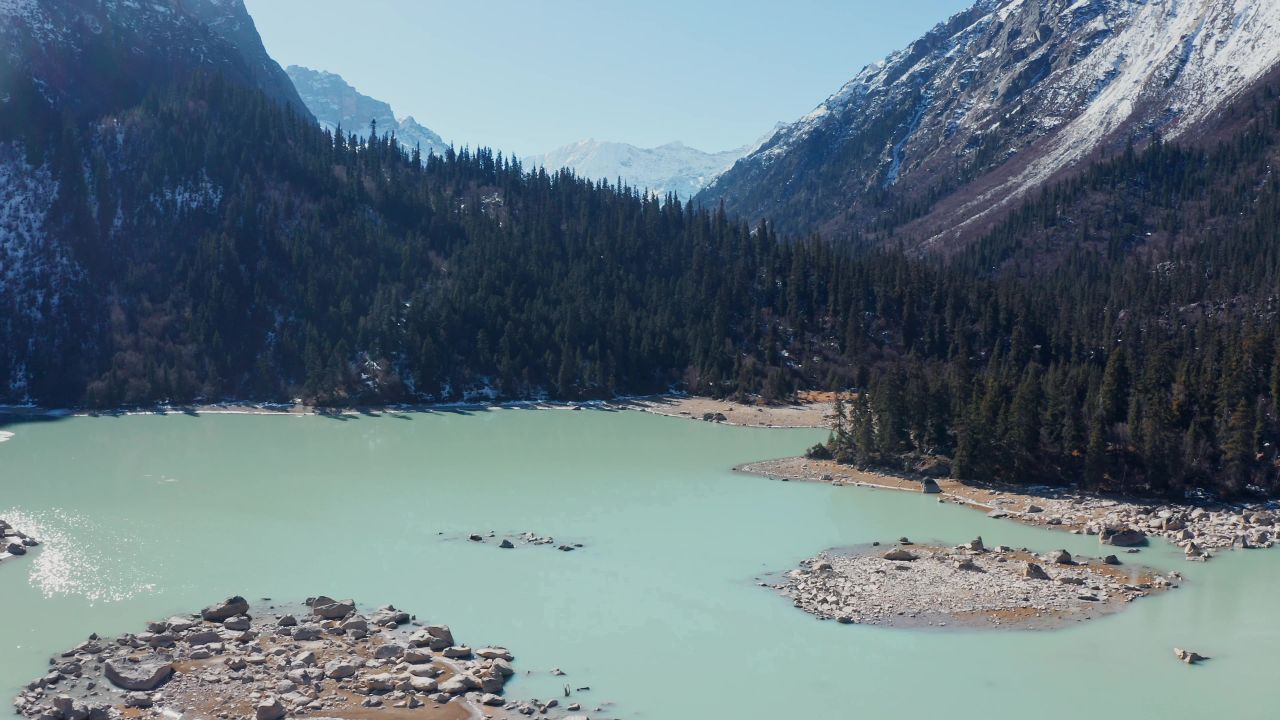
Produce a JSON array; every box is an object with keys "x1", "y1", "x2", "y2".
[
  {"x1": 524, "y1": 130, "x2": 777, "y2": 199},
  {"x1": 286, "y1": 65, "x2": 448, "y2": 155}
]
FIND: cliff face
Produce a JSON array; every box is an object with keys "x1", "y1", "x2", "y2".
[
  {"x1": 699, "y1": 0, "x2": 1280, "y2": 248},
  {"x1": 286, "y1": 65, "x2": 449, "y2": 156},
  {"x1": 0, "y1": 0, "x2": 310, "y2": 119}
]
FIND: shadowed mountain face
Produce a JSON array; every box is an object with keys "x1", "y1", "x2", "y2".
[
  {"x1": 286, "y1": 65, "x2": 448, "y2": 156},
  {"x1": 0, "y1": 0, "x2": 309, "y2": 120},
  {"x1": 699, "y1": 0, "x2": 1280, "y2": 249}
]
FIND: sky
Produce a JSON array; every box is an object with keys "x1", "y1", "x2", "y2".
[{"x1": 244, "y1": 0, "x2": 973, "y2": 157}]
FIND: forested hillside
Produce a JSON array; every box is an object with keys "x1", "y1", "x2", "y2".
[{"x1": 1, "y1": 69, "x2": 1277, "y2": 499}]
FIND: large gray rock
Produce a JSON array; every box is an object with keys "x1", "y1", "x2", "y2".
[
  {"x1": 1023, "y1": 562, "x2": 1050, "y2": 580},
  {"x1": 881, "y1": 548, "x2": 918, "y2": 562},
  {"x1": 324, "y1": 658, "x2": 357, "y2": 679},
  {"x1": 255, "y1": 697, "x2": 285, "y2": 720},
  {"x1": 312, "y1": 598, "x2": 355, "y2": 620},
  {"x1": 1173, "y1": 647, "x2": 1207, "y2": 664},
  {"x1": 222, "y1": 615, "x2": 251, "y2": 631},
  {"x1": 373, "y1": 643, "x2": 404, "y2": 660},
  {"x1": 104, "y1": 658, "x2": 172, "y2": 691},
  {"x1": 186, "y1": 630, "x2": 222, "y2": 645},
  {"x1": 439, "y1": 674, "x2": 478, "y2": 694},
  {"x1": 201, "y1": 596, "x2": 249, "y2": 622},
  {"x1": 1100, "y1": 528, "x2": 1148, "y2": 547}
]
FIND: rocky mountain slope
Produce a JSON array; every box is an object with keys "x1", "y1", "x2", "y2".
[
  {"x1": 699, "y1": 0, "x2": 1280, "y2": 247},
  {"x1": 0, "y1": 0, "x2": 308, "y2": 119},
  {"x1": 522, "y1": 138, "x2": 756, "y2": 199},
  {"x1": 286, "y1": 65, "x2": 449, "y2": 156}
]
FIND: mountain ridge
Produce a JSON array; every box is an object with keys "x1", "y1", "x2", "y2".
[
  {"x1": 286, "y1": 65, "x2": 449, "y2": 156},
  {"x1": 522, "y1": 133, "x2": 773, "y2": 199},
  {"x1": 700, "y1": 0, "x2": 1280, "y2": 248}
]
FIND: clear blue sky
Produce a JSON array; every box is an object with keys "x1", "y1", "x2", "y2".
[{"x1": 244, "y1": 0, "x2": 972, "y2": 156}]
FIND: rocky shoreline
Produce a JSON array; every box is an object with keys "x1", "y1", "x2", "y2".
[
  {"x1": 0, "y1": 518, "x2": 38, "y2": 563},
  {"x1": 12, "y1": 596, "x2": 603, "y2": 720},
  {"x1": 740, "y1": 457, "x2": 1280, "y2": 561},
  {"x1": 771, "y1": 540, "x2": 1178, "y2": 630}
]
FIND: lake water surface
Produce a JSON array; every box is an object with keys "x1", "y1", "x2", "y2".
[{"x1": 2, "y1": 409, "x2": 1278, "y2": 719}]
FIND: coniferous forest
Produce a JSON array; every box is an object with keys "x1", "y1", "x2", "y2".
[{"x1": 2, "y1": 71, "x2": 1279, "y2": 499}]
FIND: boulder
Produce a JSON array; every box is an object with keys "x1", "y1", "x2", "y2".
[
  {"x1": 1023, "y1": 562, "x2": 1050, "y2": 580},
  {"x1": 1049, "y1": 549, "x2": 1074, "y2": 565},
  {"x1": 276, "y1": 614, "x2": 298, "y2": 627},
  {"x1": 363, "y1": 673, "x2": 396, "y2": 691},
  {"x1": 186, "y1": 630, "x2": 222, "y2": 646},
  {"x1": 222, "y1": 615, "x2": 251, "y2": 631},
  {"x1": 1100, "y1": 528, "x2": 1148, "y2": 547},
  {"x1": 373, "y1": 643, "x2": 404, "y2": 660},
  {"x1": 403, "y1": 648, "x2": 432, "y2": 664},
  {"x1": 881, "y1": 548, "x2": 918, "y2": 562},
  {"x1": 968, "y1": 536, "x2": 985, "y2": 552},
  {"x1": 340, "y1": 616, "x2": 369, "y2": 632},
  {"x1": 442, "y1": 645, "x2": 472, "y2": 658},
  {"x1": 324, "y1": 659, "x2": 357, "y2": 679},
  {"x1": 439, "y1": 674, "x2": 479, "y2": 694},
  {"x1": 479, "y1": 693, "x2": 505, "y2": 706},
  {"x1": 1173, "y1": 647, "x2": 1207, "y2": 664},
  {"x1": 476, "y1": 647, "x2": 513, "y2": 660},
  {"x1": 1102, "y1": 555, "x2": 1121, "y2": 565},
  {"x1": 123, "y1": 692, "x2": 153, "y2": 709},
  {"x1": 369, "y1": 606, "x2": 409, "y2": 626},
  {"x1": 292, "y1": 625, "x2": 323, "y2": 641},
  {"x1": 425, "y1": 625, "x2": 455, "y2": 647},
  {"x1": 255, "y1": 697, "x2": 285, "y2": 720},
  {"x1": 1026, "y1": 504, "x2": 1044, "y2": 513},
  {"x1": 499, "y1": 539, "x2": 515, "y2": 549},
  {"x1": 410, "y1": 676, "x2": 438, "y2": 693},
  {"x1": 312, "y1": 598, "x2": 355, "y2": 620},
  {"x1": 200, "y1": 596, "x2": 249, "y2": 622},
  {"x1": 103, "y1": 658, "x2": 172, "y2": 691}
]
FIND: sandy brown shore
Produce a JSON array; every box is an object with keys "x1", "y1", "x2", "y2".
[
  {"x1": 622, "y1": 392, "x2": 836, "y2": 428},
  {"x1": 1, "y1": 393, "x2": 838, "y2": 429}
]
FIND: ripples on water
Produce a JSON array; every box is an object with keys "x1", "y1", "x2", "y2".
[{"x1": 1, "y1": 507, "x2": 156, "y2": 603}]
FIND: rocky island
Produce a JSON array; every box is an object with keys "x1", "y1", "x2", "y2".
[
  {"x1": 772, "y1": 539, "x2": 1178, "y2": 630},
  {"x1": 0, "y1": 518, "x2": 38, "y2": 563},
  {"x1": 12, "y1": 596, "x2": 599, "y2": 720}
]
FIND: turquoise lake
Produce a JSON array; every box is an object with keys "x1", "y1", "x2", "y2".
[{"x1": 2, "y1": 409, "x2": 1278, "y2": 719}]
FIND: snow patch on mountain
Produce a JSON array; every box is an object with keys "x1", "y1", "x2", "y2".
[
  {"x1": 704, "y1": 0, "x2": 1280, "y2": 244},
  {"x1": 526, "y1": 125, "x2": 784, "y2": 199}
]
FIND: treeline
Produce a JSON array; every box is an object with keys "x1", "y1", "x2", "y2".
[{"x1": 2, "y1": 73, "x2": 1279, "y2": 499}]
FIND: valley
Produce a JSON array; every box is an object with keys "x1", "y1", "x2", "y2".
[{"x1": 2, "y1": 0, "x2": 1280, "y2": 717}]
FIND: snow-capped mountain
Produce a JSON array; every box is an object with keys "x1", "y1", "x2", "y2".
[
  {"x1": 286, "y1": 66, "x2": 448, "y2": 156},
  {"x1": 523, "y1": 131, "x2": 779, "y2": 199},
  {"x1": 700, "y1": 0, "x2": 1280, "y2": 246}
]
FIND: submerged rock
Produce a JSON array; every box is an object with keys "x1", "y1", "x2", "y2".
[{"x1": 1173, "y1": 647, "x2": 1207, "y2": 664}]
